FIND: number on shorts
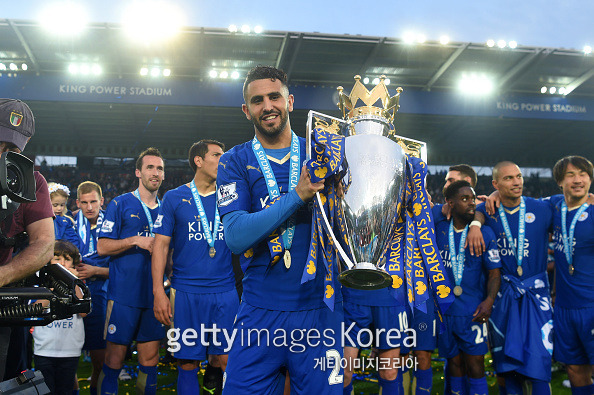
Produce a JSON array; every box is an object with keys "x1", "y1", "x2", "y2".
[
  {"x1": 326, "y1": 349, "x2": 343, "y2": 385},
  {"x1": 398, "y1": 311, "x2": 408, "y2": 331},
  {"x1": 471, "y1": 323, "x2": 488, "y2": 344}
]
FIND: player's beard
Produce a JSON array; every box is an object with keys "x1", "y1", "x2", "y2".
[
  {"x1": 252, "y1": 107, "x2": 289, "y2": 139},
  {"x1": 142, "y1": 177, "x2": 161, "y2": 193}
]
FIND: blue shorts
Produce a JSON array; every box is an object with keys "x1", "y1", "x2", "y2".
[
  {"x1": 411, "y1": 303, "x2": 437, "y2": 351},
  {"x1": 170, "y1": 288, "x2": 239, "y2": 360},
  {"x1": 104, "y1": 300, "x2": 165, "y2": 344},
  {"x1": 222, "y1": 302, "x2": 344, "y2": 395},
  {"x1": 83, "y1": 289, "x2": 107, "y2": 350},
  {"x1": 343, "y1": 301, "x2": 409, "y2": 351},
  {"x1": 554, "y1": 305, "x2": 594, "y2": 365},
  {"x1": 438, "y1": 315, "x2": 488, "y2": 359}
]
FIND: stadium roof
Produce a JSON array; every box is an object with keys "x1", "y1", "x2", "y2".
[{"x1": 2, "y1": 19, "x2": 594, "y2": 167}]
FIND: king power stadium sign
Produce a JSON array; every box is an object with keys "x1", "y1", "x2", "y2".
[{"x1": 0, "y1": 74, "x2": 592, "y2": 121}]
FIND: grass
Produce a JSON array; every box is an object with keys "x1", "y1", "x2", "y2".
[{"x1": 73, "y1": 349, "x2": 572, "y2": 394}]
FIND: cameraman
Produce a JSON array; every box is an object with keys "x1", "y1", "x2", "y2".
[{"x1": 0, "y1": 99, "x2": 54, "y2": 378}]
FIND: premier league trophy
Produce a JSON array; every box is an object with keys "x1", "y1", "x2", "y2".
[{"x1": 304, "y1": 75, "x2": 453, "y2": 316}]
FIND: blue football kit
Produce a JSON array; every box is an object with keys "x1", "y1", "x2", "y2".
[
  {"x1": 99, "y1": 192, "x2": 165, "y2": 344},
  {"x1": 551, "y1": 200, "x2": 594, "y2": 365},
  {"x1": 154, "y1": 185, "x2": 238, "y2": 360},
  {"x1": 435, "y1": 221, "x2": 501, "y2": 358},
  {"x1": 217, "y1": 137, "x2": 344, "y2": 395},
  {"x1": 477, "y1": 197, "x2": 553, "y2": 381},
  {"x1": 54, "y1": 214, "x2": 80, "y2": 249},
  {"x1": 76, "y1": 210, "x2": 110, "y2": 350}
]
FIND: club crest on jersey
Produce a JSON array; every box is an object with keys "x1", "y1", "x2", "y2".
[
  {"x1": 101, "y1": 220, "x2": 114, "y2": 233},
  {"x1": 9, "y1": 112, "x2": 23, "y2": 127},
  {"x1": 579, "y1": 211, "x2": 589, "y2": 221},
  {"x1": 525, "y1": 212, "x2": 536, "y2": 223},
  {"x1": 217, "y1": 182, "x2": 238, "y2": 207}
]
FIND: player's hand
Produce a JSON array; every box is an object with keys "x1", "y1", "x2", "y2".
[
  {"x1": 67, "y1": 267, "x2": 80, "y2": 277},
  {"x1": 485, "y1": 191, "x2": 501, "y2": 216},
  {"x1": 466, "y1": 226, "x2": 486, "y2": 256},
  {"x1": 472, "y1": 297, "x2": 494, "y2": 322},
  {"x1": 296, "y1": 165, "x2": 325, "y2": 202},
  {"x1": 153, "y1": 290, "x2": 172, "y2": 326},
  {"x1": 134, "y1": 236, "x2": 155, "y2": 254},
  {"x1": 75, "y1": 263, "x2": 96, "y2": 279},
  {"x1": 441, "y1": 203, "x2": 452, "y2": 220},
  {"x1": 476, "y1": 195, "x2": 488, "y2": 203}
]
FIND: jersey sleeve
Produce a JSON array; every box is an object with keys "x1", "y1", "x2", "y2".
[
  {"x1": 217, "y1": 150, "x2": 251, "y2": 217},
  {"x1": 98, "y1": 198, "x2": 121, "y2": 240},
  {"x1": 481, "y1": 225, "x2": 502, "y2": 270},
  {"x1": 154, "y1": 190, "x2": 175, "y2": 237},
  {"x1": 61, "y1": 218, "x2": 82, "y2": 250},
  {"x1": 432, "y1": 203, "x2": 446, "y2": 224}
]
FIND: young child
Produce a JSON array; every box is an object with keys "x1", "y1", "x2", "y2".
[
  {"x1": 32, "y1": 240, "x2": 86, "y2": 395},
  {"x1": 49, "y1": 183, "x2": 81, "y2": 248}
]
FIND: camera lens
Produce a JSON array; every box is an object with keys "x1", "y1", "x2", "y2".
[{"x1": 6, "y1": 164, "x2": 22, "y2": 194}]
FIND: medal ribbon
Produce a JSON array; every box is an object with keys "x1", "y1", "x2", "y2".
[
  {"x1": 561, "y1": 201, "x2": 589, "y2": 266},
  {"x1": 133, "y1": 189, "x2": 160, "y2": 237},
  {"x1": 448, "y1": 222, "x2": 469, "y2": 287},
  {"x1": 190, "y1": 180, "x2": 220, "y2": 251},
  {"x1": 252, "y1": 132, "x2": 300, "y2": 260},
  {"x1": 498, "y1": 197, "x2": 525, "y2": 273},
  {"x1": 77, "y1": 209, "x2": 104, "y2": 254}
]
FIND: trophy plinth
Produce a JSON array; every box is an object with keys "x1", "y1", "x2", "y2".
[{"x1": 338, "y1": 262, "x2": 392, "y2": 290}]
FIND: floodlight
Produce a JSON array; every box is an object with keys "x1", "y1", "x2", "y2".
[
  {"x1": 403, "y1": 32, "x2": 415, "y2": 44},
  {"x1": 0, "y1": 64, "x2": 5, "y2": 71},
  {"x1": 363, "y1": 77, "x2": 369, "y2": 84},
  {"x1": 80, "y1": 64, "x2": 90, "y2": 75},
  {"x1": 559, "y1": 87, "x2": 566, "y2": 95},
  {"x1": 39, "y1": 2, "x2": 88, "y2": 36},
  {"x1": 497, "y1": 40, "x2": 506, "y2": 48},
  {"x1": 549, "y1": 87, "x2": 556, "y2": 94},
  {"x1": 209, "y1": 70, "x2": 218, "y2": 78},
  {"x1": 254, "y1": 26, "x2": 263, "y2": 34},
  {"x1": 458, "y1": 74, "x2": 494, "y2": 95},
  {"x1": 9, "y1": 63, "x2": 17, "y2": 71},
  {"x1": 540, "y1": 86, "x2": 547, "y2": 94},
  {"x1": 385, "y1": 78, "x2": 391, "y2": 85},
  {"x1": 163, "y1": 69, "x2": 171, "y2": 77},
  {"x1": 486, "y1": 39, "x2": 495, "y2": 48},
  {"x1": 68, "y1": 64, "x2": 78, "y2": 74},
  {"x1": 140, "y1": 67, "x2": 148, "y2": 76},
  {"x1": 123, "y1": 2, "x2": 185, "y2": 43},
  {"x1": 241, "y1": 25, "x2": 250, "y2": 33},
  {"x1": 508, "y1": 41, "x2": 517, "y2": 49},
  {"x1": 228, "y1": 24, "x2": 238, "y2": 33},
  {"x1": 21, "y1": 64, "x2": 28, "y2": 71},
  {"x1": 372, "y1": 78, "x2": 380, "y2": 85},
  {"x1": 416, "y1": 34, "x2": 426, "y2": 44},
  {"x1": 151, "y1": 68, "x2": 160, "y2": 77},
  {"x1": 439, "y1": 35, "x2": 450, "y2": 45},
  {"x1": 91, "y1": 64, "x2": 102, "y2": 75},
  {"x1": 231, "y1": 71, "x2": 240, "y2": 79},
  {"x1": 584, "y1": 45, "x2": 593, "y2": 55},
  {"x1": 220, "y1": 71, "x2": 229, "y2": 79}
]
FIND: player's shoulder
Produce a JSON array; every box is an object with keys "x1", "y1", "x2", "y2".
[
  {"x1": 64, "y1": 214, "x2": 76, "y2": 225},
  {"x1": 481, "y1": 225, "x2": 497, "y2": 242},
  {"x1": 163, "y1": 184, "x2": 190, "y2": 200},
  {"x1": 56, "y1": 215, "x2": 73, "y2": 225},
  {"x1": 108, "y1": 192, "x2": 135, "y2": 210},
  {"x1": 219, "y1": 141, "x2": 253, "y2": 167}
]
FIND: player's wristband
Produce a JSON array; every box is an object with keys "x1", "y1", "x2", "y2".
[{"x1": 469, "y1": 220, "x2": 482, "y2": 229}]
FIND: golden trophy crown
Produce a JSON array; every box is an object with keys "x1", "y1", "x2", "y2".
[{"x1": 337, "y1": 75, "x2": 403, "y2": 122}]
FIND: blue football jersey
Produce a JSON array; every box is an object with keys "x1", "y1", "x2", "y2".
[
  {"x1": 153, "y1": 185, "x2": 235, "y2": 293},
  {"x1": 436, "y1": 222, "x2": 501, "y2": 316},
  {"x1": 217, "y1": 138, "x2": 342, "y2": 311},
  {"x1": 98, "y1": 193, "x2": 159, "y2": 308},
  {"x1": 552, "y1": 201, "x2": 594, "y2": 308},
  {"x1": 476, "y1": 197, "x2": 552, "y2": 278},
  {"x1": 342, "y1": 285, "x2": 399, "y2": 307},
  {"x1": 54, "y1": 215, "x2": 81, "y2": 249}
]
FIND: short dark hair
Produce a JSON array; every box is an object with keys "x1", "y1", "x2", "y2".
[
  {"x1": 243, "y1": 65, "x2": 288, "y2": 101},
  {"x1": 136, "y1": 147, "x2": 163, "y2": 171},
  {"x1": 492, "y1": 161, "x2": 518, "y2": 181},
  {"x1": 53, "y1": 240, "x2": 81, "y2": 266},
  {"x1": 553, "y1": 155, "x2": 594, "y2": 184},
  {"x1": 449, "y1": 164, "x2": 477, "y2": 187},
  {"x1": 188, "y1": 139, "x2": 225, "y2": 173},
  {"x1": 444, "y1": 180, "x2": 472, "y2": 201}
]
